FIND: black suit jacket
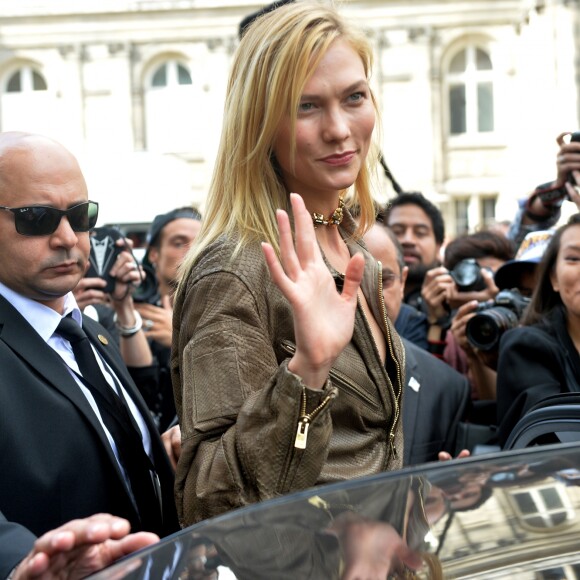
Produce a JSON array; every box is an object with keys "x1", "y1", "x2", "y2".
[
  {"x1": 496, "y1": 306, "x2": 580, "y2": 446},
  {"x1": 402, "y1": 338, "x2": 470, "y2": 465},
  {"x1": 0, "y1": 295, "x2": 178, "y2": 570}
]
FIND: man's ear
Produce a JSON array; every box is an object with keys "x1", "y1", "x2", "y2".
[{"x1": 148, "y1": 247, "x2": 159, "y2": 267}]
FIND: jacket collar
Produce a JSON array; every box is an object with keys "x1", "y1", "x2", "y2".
[{"x1": 0, "y1": 294, "x2": 141, "y2": 514}]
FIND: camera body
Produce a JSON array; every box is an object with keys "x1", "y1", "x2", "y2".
[
  {"x1": 85, "y1": 226, "x2": 126, "y2": 293},
  {"x1": 466, "y1": 289, "x2": 531, "y2": 351},
  {"x1": 569, "y1": 131, "x2": 580, "y2": 186},
  {"x1": 132, "y1": 263, "x2": 160, "y2": 304},
  {"x1": 449, "y1": 258, "x2": 487, "y2": 292}
]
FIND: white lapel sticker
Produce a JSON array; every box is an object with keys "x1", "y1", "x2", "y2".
[{"x1": 409, "y1": 377, "x2": 420, "y2": 392}]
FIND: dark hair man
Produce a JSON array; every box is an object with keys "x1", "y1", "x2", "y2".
[
  {"x1": 132, "y1": 207, "x2": 202, "y2": 432},
  {"x1": 382, "y1": 192, "x2": 445, "y2": 310}
]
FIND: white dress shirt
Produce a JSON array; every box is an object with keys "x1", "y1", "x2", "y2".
[{"x1": 0, "y1": 281, "x2": 152, "y2": 491}]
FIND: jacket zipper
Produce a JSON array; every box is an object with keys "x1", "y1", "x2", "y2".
[
  {"x1": 376, "y1": 262, "x2": 405, "y2": 457},
  {"x1": 294, "y1": 386, "x2": 334, "y2": 449}
]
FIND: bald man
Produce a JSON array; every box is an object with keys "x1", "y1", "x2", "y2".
[
  {"x1": 365, "y1": 223, "x2": 469, "y2": 465},
  {"x1": 0, "y1": 132, "x2": 178, "y2": 576}
]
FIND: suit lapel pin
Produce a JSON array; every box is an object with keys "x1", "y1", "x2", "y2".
[
  {"x1": 98, "y1": 334, "x2": 109, "y2": 345},
  {"x1": 409, "y1": 376, "x2": 421, "y2": 392}
]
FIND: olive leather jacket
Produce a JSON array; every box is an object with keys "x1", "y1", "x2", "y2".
[{"x1": 171, "y1": 213, "x2": 406, "y2": 526}]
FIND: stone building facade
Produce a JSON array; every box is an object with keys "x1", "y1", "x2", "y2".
[{"x1": 0, "y1": 0, "x2": 578, "y2": 239}]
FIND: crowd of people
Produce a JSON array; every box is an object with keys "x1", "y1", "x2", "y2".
[{"x1": 2, "y1": 1, "x2": 580, "y2": 578}]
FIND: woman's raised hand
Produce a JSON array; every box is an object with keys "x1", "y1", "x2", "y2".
[{"x1": 261, "y1": 193, "x2": 365, "y2": 389}]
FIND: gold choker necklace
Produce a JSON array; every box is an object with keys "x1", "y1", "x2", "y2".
[{"x1": 312, "y1": 197, "x2": 344, "y2": 227}]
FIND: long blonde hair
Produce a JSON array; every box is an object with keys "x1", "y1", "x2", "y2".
[{"x1": 179, "y1": 0, "x2": 381, "y2": 283}]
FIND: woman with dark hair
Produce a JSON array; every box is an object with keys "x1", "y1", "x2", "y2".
[{"x1": 496, "y1": 214, "x2": 580, "y2": 446}]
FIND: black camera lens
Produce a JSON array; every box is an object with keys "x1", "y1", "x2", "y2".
[
  {"x1": 450, "y1": 258, "x2": 486, "y2": 292},
  {"x1": 132, "y1": 264, "x2": 160, "y2": 304},
  {"x1": 466, "y1": 307, "x2": 519, "y2": 351}
]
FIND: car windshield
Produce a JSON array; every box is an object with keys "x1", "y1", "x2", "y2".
[{"x1": 91, "y1": 442, "x2": 580, "y2": 579}]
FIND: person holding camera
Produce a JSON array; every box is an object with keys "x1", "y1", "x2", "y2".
[
  {"x1": 131, "y1": 207, "x2": 202, "y2": 433},
  {"x1": 456, "y1": 229, "x2": 555, "y2": 375},
  {"x1": 417, "y1": 231, "x2": 514, "y2": 408},
  {"x1": 508, "y1": 131, "x2": 580, "y2": 248},
  {"x1": 496, "y1": 214, "x2": 580, "y2": 446},
  {"x1": 74, "y1": 231, "x2": 156, "y2": 372}
]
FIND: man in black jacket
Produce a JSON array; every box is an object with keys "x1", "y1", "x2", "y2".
[
  {"x1": 365, "y1": 222, "x2": 469, "y2": 464},
  {"x1": 0, "y1": 132, "x2": 178, "y2": 576}
]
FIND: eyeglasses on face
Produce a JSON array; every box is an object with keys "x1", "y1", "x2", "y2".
[
  {"x1": 0, "y1": 200, "x2": 99, "y2": 236},
  {"x1": 382, "y1": 270, "x2": 400, "y2": 289}
]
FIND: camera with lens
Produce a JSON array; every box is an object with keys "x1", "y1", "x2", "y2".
[
  {"x1": 449, "y1": 258, "x2": 487, "y2": 292},
  {"x1": 132, "y1": 262, "x2": 159, "y2": 304},
  {"x1": 465, "y1": 289, "x2": 531, "y2": 351}
]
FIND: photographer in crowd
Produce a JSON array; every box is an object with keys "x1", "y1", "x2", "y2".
[
  {"x1": 74, "y1": 229, "x2": 154, "y2": 373},
  {"x1": 509, "y1": 131, "x2": 580, "y2": 247},
  {"x1": 383, "y1": 192, "x2": 448, "y2": 353},
  {"x1": 452, "y1": 230, "x2": 552, "y2": 380},
  {"x1": 75, "y1": 208, "x2": 201, "y2": 433},
  {"x1": 132, "y1": 207, "x2": 202, "y2": 432},
  {"x1": 383, "y1": 192, "x2": 445, "y2": 311},
  {"x1": 433, "y1": 231, "x2": 514, "y2": 400}
]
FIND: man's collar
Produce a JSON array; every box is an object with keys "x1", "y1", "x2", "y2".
[{"x1": 0, "y1": 281, "x2": 82, "y2": 341}]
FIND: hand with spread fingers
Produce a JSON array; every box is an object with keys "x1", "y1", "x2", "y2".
[
  {"x1": 326, "y1": 512, "x2": 424, "y2": 580},
  {"x1": 261, "y1": 193, "x2": 365, "y2": 390}
]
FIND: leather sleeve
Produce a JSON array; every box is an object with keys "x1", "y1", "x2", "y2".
[{"x1": 172, "y1": 269, "x2": 336, "y2": 526}]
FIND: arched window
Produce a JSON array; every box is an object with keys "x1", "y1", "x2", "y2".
[
  {"x1": 1, "y1": 65, "x2": 58, "y2": 135},
  {"x1": 447, "y1": 46, "x2": 494, "y2": 136},
  {"x1": 5, "y1": 67, "x2": 47, "y2": 93},
  {"x1": 145, "y1": 58, "x2": 198, "y2": 154},
  {"x1": 150, "y1": 61, "x2": 192, "y2": 89}
]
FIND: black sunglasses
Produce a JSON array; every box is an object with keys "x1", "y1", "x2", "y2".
[{"x1": 0, "y1": 200, "x2": 99, "y2": 236}]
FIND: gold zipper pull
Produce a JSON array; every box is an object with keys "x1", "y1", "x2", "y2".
[
  {"x1": 295, "y1": 418, "x2": 310, "y2": 449},
  {"x1": 390, "y1": 432, "x2": 397, "y2": 458}
]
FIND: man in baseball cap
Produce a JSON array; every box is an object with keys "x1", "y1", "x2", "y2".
[{"x1": 132, "y1": 206, "x2": 202, "y2": 431}]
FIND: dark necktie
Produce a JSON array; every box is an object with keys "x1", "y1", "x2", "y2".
[{"x1": 56, "y1": 315, "x2": 162, "y2": 533}]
